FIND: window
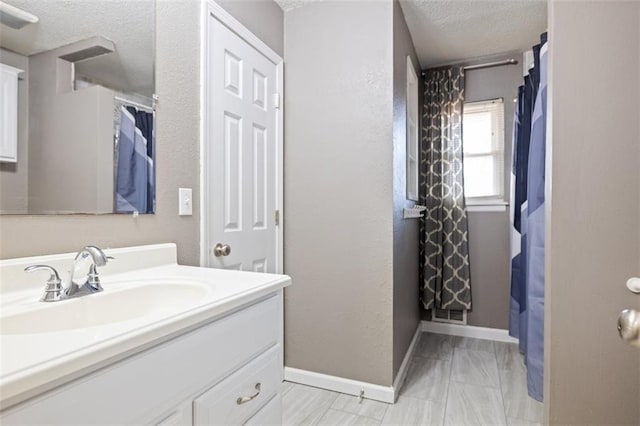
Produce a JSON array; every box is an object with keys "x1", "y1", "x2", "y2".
[
  {"x1": 406, "y1": 56, "x2": 419, "y2": 201},
  {"x1": 462, "y1": 99, "x2": 505, "y2": 204}
]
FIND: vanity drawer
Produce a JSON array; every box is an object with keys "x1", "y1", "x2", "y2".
[
  {"x1": 193, "y1": 345, "x2": 281, "y2": 425},
  {"x1": 154, "y1": 400, "x2": 192, "y2": 426},
  {"x1": 1, "y1": 295, "x2": 281, "y2": 425}
]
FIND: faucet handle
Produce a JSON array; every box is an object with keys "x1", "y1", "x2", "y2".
[
  {"x1": 24, "y1": 264, "x2": 61, "y2": 281},
  {"x1": 86, "y1": 253, "x2": 113, "y2": 292},
  {"x1": 87, "y1": 264, "x2": 104, "y2": 291},
  {"x1": 24, "y1": 265, "x2": 64, "y2": 302}
]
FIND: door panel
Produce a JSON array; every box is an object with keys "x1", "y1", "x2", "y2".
[
  {"x1": 223, "y1": 112, "x2": 242, "y2": 232},
  {"x1": 546, "y1": 1, "x2": 640, "y2": 423},
  {"x1": 208, "y1": 16, "x2": 278, "y2": 272},
  {"x1": 253, "y1": 124, "x2": 268, "y2": 230}
]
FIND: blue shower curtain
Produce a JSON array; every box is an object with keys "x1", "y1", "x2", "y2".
[
  {"x1": 127, "y1": 106, "x2": 155, "y2": 213},
  {"x1": 116, "y1": 106, "x2": 155, "y2": 214},
  {"x1": 509, "y1": 33, "x2": 548, "y2": 402},
  {"x1": 509, "y1": 45, "x2": 539, "y2": 359}
]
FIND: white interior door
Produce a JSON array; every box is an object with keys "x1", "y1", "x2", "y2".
[{"x1": 205, "y1": 11, "x2": 282, "y2": 273}]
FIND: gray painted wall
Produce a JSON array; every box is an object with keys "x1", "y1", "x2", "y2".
[
  {"x1": 283, "y1": 1, "x2": 396, "y2": 386},
  {"x1": 545, "y1": 1, "x2": 640, "y2": 423},
  {"x1": 465, "y1": 211, "x2": 511, "y2": 328},
  {"x1": 0, "y1": 49, "x2": 29, "y2": 214},
  {"x1": 0, "y1": 0, "x2": 284, "y2": 262},
  {"x1": 392, "y1": 0, "x2": 421, "y2": 379},
  {"x1": 464, "y1": 53, "x2": 523, "y2": 329}
]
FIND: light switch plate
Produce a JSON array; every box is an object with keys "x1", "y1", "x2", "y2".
[{"x1": 178, "y1": 188, "x2": 193, "y2": 216}]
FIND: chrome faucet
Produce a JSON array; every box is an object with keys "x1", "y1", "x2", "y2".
[
  {"x1": 24, "y1": 245, "x2": 113, "y2": 302},
  {"x1": 66, "y1": 246, "x2": 111, "y2": 298}
]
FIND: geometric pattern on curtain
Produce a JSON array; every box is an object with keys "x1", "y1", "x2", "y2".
[{"x1": 419, "y1": 66, "x2": 472, "y2": 311}]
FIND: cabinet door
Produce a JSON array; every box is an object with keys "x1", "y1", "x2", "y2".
[
  {"x1": 244, "y1": 395, "x2": 281, "y2": 426},
  {"x1": 193, "y1": 346, "x2": 280, "y2": 425},
  {"x1": 0, "y1": 63, "x2": 22, "y2": 163}
]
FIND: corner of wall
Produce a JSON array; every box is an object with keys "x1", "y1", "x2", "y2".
[
  {"x1": 283, "y1": 0, "x2": 396, "y2": 387},
  {"x1": 391, "y1": 0, "x2": 422, "y2": 381}
]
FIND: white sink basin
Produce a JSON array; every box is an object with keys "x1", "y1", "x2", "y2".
[
  {"x1": 0, "y1": 282, "x2": 210, "y2": 335},
  {"x1": 0, "y1": 244, "x2": 291, "y2": 410}
]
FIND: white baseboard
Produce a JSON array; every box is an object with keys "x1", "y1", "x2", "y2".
[
  {"x1": 284, "y1": 322, "x2": 516, "y2": 404},
  {"x1": 284, "y1": 322, "x2": 423, "y2": 405},
  {"x1": 284, "y1": 367, "x2": 394, "y2": 403},
  {"x1": 421, "y1": 320, "x2": 518, "y2": 343},
  {"x1": 391, "y1": 322, "x2": 421, "y2": 400}
]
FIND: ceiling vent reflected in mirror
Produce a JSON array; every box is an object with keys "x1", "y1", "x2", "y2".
[{"x1": 0, "y1": 1, "x2": 38, "y2": 29}]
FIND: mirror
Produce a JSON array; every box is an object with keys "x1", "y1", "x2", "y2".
[{"x1": 0, "y1": 0, "x2": 155, "y2": 215}]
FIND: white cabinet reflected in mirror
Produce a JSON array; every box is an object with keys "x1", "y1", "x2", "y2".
[{"x1": 0, "y1": 0, "x2": 155, "y2": 215}]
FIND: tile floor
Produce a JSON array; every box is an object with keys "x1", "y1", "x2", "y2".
[{"x1": 282, "y1": 333, "x2": 543, "y2": 426}]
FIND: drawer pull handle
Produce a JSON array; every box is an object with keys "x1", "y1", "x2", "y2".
[{"x1": 236, "y1": 383, "x2": 261, "y2": 405}]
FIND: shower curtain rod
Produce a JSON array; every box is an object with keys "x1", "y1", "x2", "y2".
[
  {"x1": 115, "y1": 96, "x2": 155, "y2": 112},
  {"x1": 422, "y1": 58, "x2": 518, "y2": 74},
  {"x1": 463, "y1": 58, "x2": 518, "y2": 71}
]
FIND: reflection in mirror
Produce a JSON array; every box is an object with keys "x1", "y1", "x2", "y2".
[{"x1": 0, "y1": 0, "x2": 155, "y2": 215}]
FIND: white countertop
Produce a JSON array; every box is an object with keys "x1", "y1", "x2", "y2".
[{"x1": 0, "y1": 244, "x2": 290, "y2": 410}]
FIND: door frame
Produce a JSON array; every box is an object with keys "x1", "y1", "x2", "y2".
[{"x1": 200, "y1": 1, "x2": 284, "y2": 272}]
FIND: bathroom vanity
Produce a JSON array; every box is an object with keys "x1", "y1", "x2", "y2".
[{"x1": 0, "y1": 244, "x2": 290, "y2": 425}]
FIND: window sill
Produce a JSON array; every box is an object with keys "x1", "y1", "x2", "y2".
[{"x1": 465, "y1": 200, "x2": 508, "y2": 212}]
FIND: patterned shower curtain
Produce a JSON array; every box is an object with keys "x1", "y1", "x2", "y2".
[{"x1": 419, "y1": 67, "x2": 472, "y2": 311}]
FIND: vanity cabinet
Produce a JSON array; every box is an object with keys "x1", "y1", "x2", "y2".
[{"x1": 0, "y1": 292, "x2": 285, "y2": 425}]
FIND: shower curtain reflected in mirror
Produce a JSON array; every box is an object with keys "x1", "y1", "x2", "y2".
[{"x1": 115, "y1": 106, "x2": 155, "y2": 214}]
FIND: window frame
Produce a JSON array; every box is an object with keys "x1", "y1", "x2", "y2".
[
  {"x1": 406, "y1": 56, "x2": 419, "y2": 202},
  {"x1": 462, "y1": 98, "x2": 507, "y2": 210}
]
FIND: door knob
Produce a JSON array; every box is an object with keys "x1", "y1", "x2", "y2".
[
  {"x1": 213, "y1": 243, "x2": 231, "y2": 257},
  {"x1": 617, "y1": 309, "x2": 640, "y2": 347},
  {"x1": 618, "y1": 278, "x2": 640, "y2": 347}
]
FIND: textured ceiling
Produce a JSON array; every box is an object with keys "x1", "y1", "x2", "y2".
[
  {"x1": 400, "y1": 0, "x2": 547, "y2": 67},
  {"x1": 0, "y1": 0, "x2": 154, "y2": 97},
  {"x1": 274, "y1": 0, "x2": 547, "y2": 68},
  {"x1": 274, "y1": 0, "x2": 321, "y2": 10}
]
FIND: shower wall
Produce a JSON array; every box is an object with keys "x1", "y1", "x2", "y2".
[{"x1": 464, "y1": 53, "x2": 523, "y2": 329}]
